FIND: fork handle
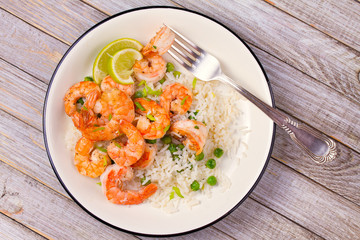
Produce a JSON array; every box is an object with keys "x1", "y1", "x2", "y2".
[{"x1": 218, "y1": 73, "x2": 337, "y2": 163}]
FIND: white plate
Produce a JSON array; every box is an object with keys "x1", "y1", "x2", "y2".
[{"x1": 43, "y1": 6, "x2": 275, "y2": 237}]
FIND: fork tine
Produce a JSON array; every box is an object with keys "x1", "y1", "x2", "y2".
[
  {"x1": 168, "y1": 49, "x2": 192, "y2": 71},
  {"x1": 166, "y1": 25, "x2": 204, "y2": 55},
  {"x1": 170, "y1": 44, "x2": 195, "y2": 66}
]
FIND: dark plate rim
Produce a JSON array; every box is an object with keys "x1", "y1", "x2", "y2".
[{"x1": 42, "y1": 5, "x2": 276, "y2": 238}]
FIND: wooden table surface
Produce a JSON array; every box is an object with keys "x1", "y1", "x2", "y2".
[{"x1": 1, "y1": 0, "x2": 360, "y2": 239}]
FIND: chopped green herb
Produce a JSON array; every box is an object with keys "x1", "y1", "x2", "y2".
[
  {"x1": 173, "y1": 71, "x2": 181, "y2": 78},
  {"x1": 133, "y1": 91, "x2": 143, "y2": 98},
  {"x1": 194, "y1": 110, "x2": 199, "y2": 116},
  {"x1": 161, "y1": 135, "x2": 172, "y2": 144},
  {"x1": 84, "y1": 76, "x2": 94, "y2": 82},
  {"x1": 108, "y1": 114, "x2": 112, "y2": 121},
  {"x1": 214, "y1": 148, "x2": 224, "y2": 158},
  {"x1": 142, "y1": 87, "x2": 148, "y2": 97},
  {"x1": 146, "y1": 114, "x2": 156, "y2": 121},
  {"x1": 194, "y1": 125, "x2": 199, "y2": 129},
  {"x1": 181, "y1": 96, "x2": 188, "y2": 105},
  {"x1": 195, "y1": 152, "x2": 204, "y2": 161},
  {"x1": 146, "y1": 139, "x2": 157, "y2": 144},
  {"x1": 146, "y1": 86, "x2": 162, "y2": 96},
  {"x1": 77, "y1": 98, "x2": 84, "y2": 105},
  {"x1": 172, "y1": 154, "x2": 180, "y2": 161},
  {"x1": 178, "y1": 144, "x2": 185, "y2": 150},
  {"x1": 82, "y1": 105, "x2": 88, "y2": 111},
  {"x1": 103, "y1": 158, "x2": 108, "y2": 167},
  {"x1": 159, "y1": 78, "x2": 166, "y2": 84},
  {"x1": 114, "y1": 142, "x2": 122, "y2": 149},
  {"x1": 93, "y1": 127, "x2": 105, "y2": 132},
  {"x1": 135, "y1": 101, "x2": 146, "y2": 111},
  {"x1": 141, "y1": 177, "x2": 151, "y2": 186},
  {"x1": 163, "y1": 124, "x2": 170, "y2": 132},
  {"x1": 207, "y1": 176, "x2": 217, "y2": 186},
  {"x1": 138, "y1": 80, "x2": 146, "y2": 86},
  {"x1": 190, "y1": 180, "x2": 200, "y2": 191},
  {"x1": 192, "y1": 78, "x2": 197, "y2": 89},
  {"x1": 206, "y1": 159, "x2": 216, "y2": 169},
  {"x1": 177, "y1": 169, "x2": 184, "y2": 173},
  {"x1": 166, "y1": 62, "x2": 175, "y2": 72},
  {"x1": 153, "y1": 45, "x2": 157, "y2": 49},
  {"x1": 96, "y1": 146, "x2": 107, "y2": 153},
  {"x1": 168, "y1": 143, "x2": 178, "y2": 153},
  {"x1": 188, "y1": 115, "x2": 196, "y2": 120},
  {"x1": 172, "y1": 186, "x2": 184, "y2": 198},
  {"x1": 93, "y1": 124, "x2": 99, "y2": 127},
  {"x1": 169, "y1": 191, "x2": 175, "y2": 200},
  {"x1": 96, "y1": 182, "x2": 102, "y2": 186}
]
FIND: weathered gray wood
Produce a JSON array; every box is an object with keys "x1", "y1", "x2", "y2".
[
  {"x1": 0, "y1": 160, "x2": 137, "y2": 239},
  {"x1": 171, "y1": 0, "x2": 360, "y2": 104},
  {"x1": 264, "y1": 0, "x2": 360, "y2": 52},
  {"x1": 2, "y1": 0, "x2": 108, "y2": 45},
  {"x1": 0, "y1": 213, "x2": 46, "y2": 240},
  {"x1": 0, "y1": 9, "x2": 68, "y2": 83},
  {"x1": 213, "y1": 197, "x2": 323, "y2": 239},
  {"x1": 0, "y1": 59, "x2": 47, "y2": 130},
  {"x1": 273, "y1": 125, "x2": 360, "y2": 206},
  {"x1": 251, "y1": 45, "x2": 360, "y2": 152},
  {"x1": 251, "y1": 159, "x2": 360, "y2": 239},
  {"x1": 83, "y1": 0, "x2": 174, "y2": 15}
]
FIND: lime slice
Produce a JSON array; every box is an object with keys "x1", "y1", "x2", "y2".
[
  {"x1": 108, "y1": 48, "x2": 143, "y2": 84},
  {"x1": 92, "y1": 38, "x2": 143, "y2": 84}
]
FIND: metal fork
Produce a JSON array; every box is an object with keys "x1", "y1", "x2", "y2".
[{"x1": 167, "y1": 25, "x2": 337, "y2": 164}]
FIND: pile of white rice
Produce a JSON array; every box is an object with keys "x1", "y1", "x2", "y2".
[{"x1": 65, "y1": 65, "x2": 249, "y2": 213}]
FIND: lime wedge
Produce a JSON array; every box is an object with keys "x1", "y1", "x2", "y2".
[
  {"x1": 108, "y1": 48, "x2": 143, "y2": 84},
  {"x1": 92, "y1": 38, "x2": 143, "y2": 84}
]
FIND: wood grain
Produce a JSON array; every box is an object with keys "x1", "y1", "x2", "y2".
[
  {"x1": 251, "y1": 159, "x2": 360, "y2": 239},
  {"x1": 264, "y1": 0, "x2": 360, "y2": 52},
  {"x1": 0, "y1": 9, "x2": 68, "y2": 83},
  {"x1": 0, "y1": 160, "x2": 138, "y2": 239},
  {"x1": 2, "y1": 0, "x2": 108, "y2": 45},
  {"x1": 171, "y1": 0, "x2": 360, "y2": 104},
  {"x1": 273, "y1": 125, "x2": 360, "y2": 205}
]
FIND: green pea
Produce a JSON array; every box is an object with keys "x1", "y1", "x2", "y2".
[
  {"x1": 166, "y1": 62, "x2": 175, "y2": 72},
  {"x1": 133, "y1": 91, "x2": 144, "y2": 98},
  {"x1": 195, "y1": 152, "x2": 204, "y2": 161},
  {"x1": 214, "y1": 148, "x2": 224, "y2": 158},
  {"x1": 161, "y1": 135, "x2": 172, "y2": 144},
  {"x1": 206, "y1": 159, "x2": 216, "y2": 169},
  {"x1": 190, "y1": 180, "x2": 200, "y2": 191},
  {"x1": 168, "y1": 143, "x2": 178, "y2": 153},
  {"x1": 207, "y1": 176, "x2": 217, "y2": 186}
]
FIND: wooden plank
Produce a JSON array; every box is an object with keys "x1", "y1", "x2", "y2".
[
  {"x1": 264, "y1": 0, "x2": 360, "y2": 52},
  {"x1": 0, "y1": 214, "x2": 46, "y2": 240},
  {"x1": 250, "y1": 44, "x2": 360, "y2": 152},
  {"x1": 2, "y1": 0, "x2": 108, "y2": 45},
  {"x1": 0, "y1": 59, "x2": 47, "y2": 130},
  {"x1": 0, "y1": 109, "x2": 67, "y2": 196},
  {"x1": 83, "y1": 0, "x2": 174, "y2": 15},
  {"x1": 0, "y1": 9, "x2": 68, "y2": 83},
  {"x1": 213, "y1": 197, "x2": 323, "y2": 239},
  {"x1": 170, "y1": 0, "x2": 360, "y2": 104},
  {"x1": 0, "y1": 161, "x2": 138, "y2": 239},
  {"x1": 272, "y1": 125, "x2": 360, "y2": 205},
  {"x1": 251, "y1": 159, "x2": 360, "y2": 239}
]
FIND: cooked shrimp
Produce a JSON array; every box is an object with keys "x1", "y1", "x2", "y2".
[
  {"x1": 141, "y1": 26, "x2": 175, "y2": 56},
  {"x1": 160, "y1": 83, "x2": 192, "y2": 116},
  {"x1": 64, "y1": 81, "x2": 101, "y2": 129},
  {"x1": 82, "y1": 88, "x2": 135, "y2": 141},
  {"x1": 100, "y1": 164, "x2": 157, "y2": 205},
  {"x1": 107, "y1": 120, "x2": 145, "y2": 166},
  {"x1": 133, "y1": 53, "x2": 166, "y2": 83},
  {"x1": 134, "y1": 98, "x2": 170, "y2": 140},
  {"x1": 74, "y1": 137, "x2": 111, "y2": 178},
  {"x1": 170, "y1": 120, "x2": 208, "y2": 155},
  {"x1": 131, "y1": 143, "x2": 157, "y2": 169},
  {"x1": 100, "y1": 75, "x2": 135, "y2": 97}
]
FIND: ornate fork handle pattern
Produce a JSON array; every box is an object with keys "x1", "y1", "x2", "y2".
[{"x1": 218, "y1": 73, "x2": 337, "y2": 164}]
